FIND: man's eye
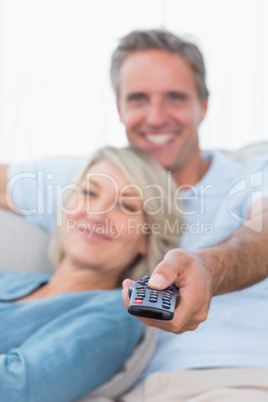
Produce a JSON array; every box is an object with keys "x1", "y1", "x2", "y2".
[
  {"x1": 168, "y1": 92, "x2": 188, "y2": 101},
  {"x1": 127, "y1": 93, "x2": 147, "y2": 102}
]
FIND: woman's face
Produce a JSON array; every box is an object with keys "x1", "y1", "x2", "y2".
[{"x1": 61, "y1": 159, "x2": 147, "y2": 277}]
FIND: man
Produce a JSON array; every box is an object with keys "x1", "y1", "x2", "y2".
[
  {"x1": 1, "y1": 29, "x2": 268, "y2": 399},
  {"x1": 110, "y1": 29, "x2": 268, "y2": 327}
]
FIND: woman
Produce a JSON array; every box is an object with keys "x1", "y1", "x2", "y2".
[{"x1": 0, "y1": 146, "x2": 181, "y2": 402}]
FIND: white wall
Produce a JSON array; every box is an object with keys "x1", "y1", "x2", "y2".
[{"x1": 0, "y1": 0, "x2": 267, "y2": 162}]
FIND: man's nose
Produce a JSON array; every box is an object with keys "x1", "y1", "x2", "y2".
[{"x1": 146, "y1": 100, "x2": 166, "y2": 127}]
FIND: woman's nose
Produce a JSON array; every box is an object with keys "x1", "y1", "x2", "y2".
[{"x1": 85, "y1": 195, "x2": 116, "y2": 219}]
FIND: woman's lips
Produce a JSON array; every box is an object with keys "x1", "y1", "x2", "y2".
[{"x1": 81, "y1": 228, "x2": 112, "y2": 242}]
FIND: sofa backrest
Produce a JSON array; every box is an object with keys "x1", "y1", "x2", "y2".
[{"x1": 0, "y1": 208, "x2": 54, "y2": 272}]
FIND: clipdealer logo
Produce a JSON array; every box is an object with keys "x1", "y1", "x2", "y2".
[
  {"x1": 6, "y1": 170, "x2": 215, "y2": 235},
  {"x1": 8, "y1": 169, "x2": 264, "y2": 233}
]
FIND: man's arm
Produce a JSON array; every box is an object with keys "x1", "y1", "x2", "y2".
[
  {"x1": 198, "y1": 198, "x2": 268, "y2": 295},
  {"x1": 0, "y1": 165, "x2": 16, "y2": 211},
  {"x1": 122, "y1": 198, "x2": 268, "y2": 334}
]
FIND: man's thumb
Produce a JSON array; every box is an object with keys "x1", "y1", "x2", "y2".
[{"x1": 148, "y1": 249, "x2": 181, "y2": 289}]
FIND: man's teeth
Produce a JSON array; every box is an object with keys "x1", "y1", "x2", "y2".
[{"x1": 145, "y1": 134, "x2": 175, "y2": 145}]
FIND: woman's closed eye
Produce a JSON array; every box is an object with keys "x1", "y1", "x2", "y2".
[
  {"x1": 120, "y1": 201, "x2": 142, "y2": 214},
  {"x1": 82, "y1": 189, "x2": 97, "y2": 197}
]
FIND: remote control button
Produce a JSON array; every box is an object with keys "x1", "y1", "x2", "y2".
[
  {"x1": 162, "y1": 299, "x2": 171, "y2": 304},
  {"x1": 163, "y1": 294, "x2": 172, "y2": 299},
  {"x1": 134, "y1": 300, "x2": 143, "y2": 304},
  {"x1": 163, "y1": 294, "x2": 171, "y2": 299},
  {"x1": 162, "y1": 298, "x2": 171, "y2": 303},
  {"x1": 138, "y1": 278, "x2": 147, "y2": 284},
  {"x1": 162, "y1": 303, "x2": 171, "y2": 309},
  {"x1": 166, "y1": 290, "x2": 174, "y2": 295},
  {"x1": 149, "y1": 298, "x2": 157, "y2": 303}
]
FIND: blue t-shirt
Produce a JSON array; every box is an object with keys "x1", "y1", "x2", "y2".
[
  {"x1": 7, "y1": 151, "x2": 268, "y2": 378},
  {"x1": 0, "y1": 271, "x2": 144, "y2": 402}
]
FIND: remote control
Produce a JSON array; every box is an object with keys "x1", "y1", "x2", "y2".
[{"x1": 128, "y1": 275, "x2": 180, "y2": 321}]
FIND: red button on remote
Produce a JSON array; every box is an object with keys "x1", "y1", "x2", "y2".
[{"x1": 134, "y1": 300, "x2": 143, "y2": 304}]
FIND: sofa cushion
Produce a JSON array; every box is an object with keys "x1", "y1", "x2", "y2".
[{"x1": 0, "y1": 208, "x2": 54, "y2": 273}]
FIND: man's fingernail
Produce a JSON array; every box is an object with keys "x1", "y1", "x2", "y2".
[{"x1": 149, "y1": 274, "x2": 166, "y2": 289}]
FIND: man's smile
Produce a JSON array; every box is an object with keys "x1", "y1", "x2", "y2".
[{"x1": 142, "y1": 132, "x2": 177, "y2": 146}]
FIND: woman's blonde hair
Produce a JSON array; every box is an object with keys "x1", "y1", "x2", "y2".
[{"x1": 49, "y1": 146, "x2": 183, "y2": 283}]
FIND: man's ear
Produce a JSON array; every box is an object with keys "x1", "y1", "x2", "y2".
[
  {"x1": 199, "y1": 97, "x2": 208, "y2": 123},
  {"x1": 117, "y1": 99, "x2": 123, "y2": 122}
]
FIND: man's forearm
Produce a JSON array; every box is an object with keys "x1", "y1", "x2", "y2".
[{"x1": 198, "y1": 204, "x2": 268, "y2": 296}]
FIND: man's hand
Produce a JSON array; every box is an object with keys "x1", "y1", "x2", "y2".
[
  {"x1": 122, "y1": 248, "x2": 213, "y2": 334},
  {"x1": 122, "y1": 200, "x2": 268, "y2": 334}
]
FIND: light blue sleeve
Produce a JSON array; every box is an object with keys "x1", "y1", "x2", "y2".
[
  {"x1": 239, "y1": 155, "x2": 268, "y2": 220},
  {"x1": 0, "y1": 293, "x2": 144, "y2": 402},
  {"x1": 7, "y1": 156, "x2": 86, "y2": 232},
  {"x1": 254, "y1": 156, "x2": 268, "y2": 199}
]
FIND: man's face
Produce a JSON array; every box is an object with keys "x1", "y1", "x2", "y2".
[{"x1": 117, "y1": 50, "x2": 208, "y2": 178}]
